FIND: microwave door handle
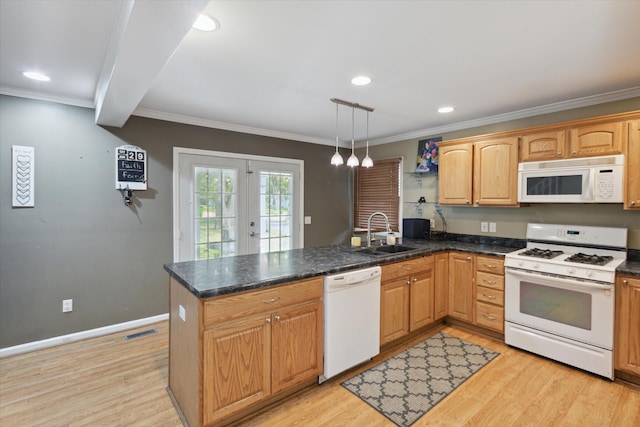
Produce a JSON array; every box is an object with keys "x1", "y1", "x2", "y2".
[
  {"x1": 506, "y1": 268, "x2": 613, "y2": 291},
  {"x1": 585, "y1": 168, "x2": 595, "y2": 202}
]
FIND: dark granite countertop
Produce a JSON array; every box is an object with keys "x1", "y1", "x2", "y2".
[
  {"x1": 163, "y1": 236, "x2": 523, "y2": 299},
  {"x1": 164, "y1": 235, "x2": 640, "y2": 298}
]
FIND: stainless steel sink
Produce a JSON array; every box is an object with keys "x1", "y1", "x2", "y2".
[{"x1": 356, "y1": 245, "x2": 418, "y2": 256}]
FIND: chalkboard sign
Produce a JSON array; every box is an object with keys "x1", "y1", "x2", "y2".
[{"x1": 115, "y1": 145, "x2": 147, "y2": 190}]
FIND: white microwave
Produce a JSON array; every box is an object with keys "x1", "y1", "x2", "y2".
[{"x1": 518, "y1": 154, "x2": 624, "y2": 203}]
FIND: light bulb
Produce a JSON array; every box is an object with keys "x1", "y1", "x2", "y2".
[{"x1": 362, "y1": 155, "x2": 374, "y2": 168}]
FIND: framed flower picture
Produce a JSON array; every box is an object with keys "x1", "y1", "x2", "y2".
[{"x1": 416, "y1": 137, "x2": 441, "y2": 173}]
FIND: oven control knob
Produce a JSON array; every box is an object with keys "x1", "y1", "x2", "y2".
[
  {"x1": 533, "y1": 263, "x2": 540, "y2": 269},
  {"x1": 568, "y1": 268, "x2": 576, "y2": 275},
  {"x1": 518, "y1": 261, "x2": 524, "y2": 267},
  {"x1": 586, "y1": 270, "x2": 595, "y2": 277}
]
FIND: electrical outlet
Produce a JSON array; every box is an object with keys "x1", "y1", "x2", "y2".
[
  {"x1": 62, "y1": 299, "x2": 73, "y2": 313},
  {"x1": 430, "y1": 219, "x2": 435, "y2": 229},
  {"x1": 481, "y1": 222, "x2": 488, "y2": 233},
  {"x1": 490, "y1": 222, "x2": 497, "y2": 233}
]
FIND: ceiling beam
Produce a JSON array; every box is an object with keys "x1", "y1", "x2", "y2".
[{"x1": 94, "y1": 0, "x2": 209, "y2": 127}]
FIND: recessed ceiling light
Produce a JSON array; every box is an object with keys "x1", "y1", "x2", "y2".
[
  {"x1": 438, "y1": 106, "x2": 454, "y2": 113},
  {"x1": 193, "y1": 14, "x2": 219, "y2": 31},
  {"x1": 22, "y1": 71, "x2": 50, "y2": 82},
  {"x1": 351, "y1": 76, "x2": 371, "y2": 86}
]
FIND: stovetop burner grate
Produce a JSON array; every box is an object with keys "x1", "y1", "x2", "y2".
[
  {"x1": 520, "y1": 248, "x2": 564, "y2": 259},
  {"x1": 564, "y1": 253, "x2": 614, "y2": 266}
]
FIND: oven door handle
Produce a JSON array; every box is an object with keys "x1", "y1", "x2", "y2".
[{"x1": 506, "y1": 268, "x2": 613, "y2": 291}]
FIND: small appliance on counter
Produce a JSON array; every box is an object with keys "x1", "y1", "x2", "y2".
[{"x1": 403, "y1": 218, "x2": 430, "y2": 240}]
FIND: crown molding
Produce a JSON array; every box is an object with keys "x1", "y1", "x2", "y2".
[
  {"x1": 0, "y1": 87, "x2": 94, "y2": 109},
  {"x1": 370, "y1": 86, "x2": 640, "y2": 146}
]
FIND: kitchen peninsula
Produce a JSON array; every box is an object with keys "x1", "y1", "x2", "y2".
[{"x1": 164, "y1": 237, "x2": 518, "y2": 427}]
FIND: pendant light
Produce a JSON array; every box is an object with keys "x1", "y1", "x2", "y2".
[
  {"x1": 361, "y1": 110, "x2": 374, "y2": 168},
  {"x1": 346, "y1": 105, "x2": 359, "y2": 167},
  {"x1": 330, "y1": 102, "x2": 344, "y2": 166}
]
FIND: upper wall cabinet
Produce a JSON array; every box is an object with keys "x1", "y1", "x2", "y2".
[
  {"x1": 439, "y1": 143, "x2": 473, "y2": 205},
  {"x1": 625, "y1": 119, "x2": 640, "y2": 210},
  {"x1": 520, "y1": 130, "x2": 566, "y2": 161},
  {"x1": 520, "y1": 119, "x2": 626, "y2": 162},
  {"x1": 438, "y1": 138, "x2": 519, "y2": 207}
]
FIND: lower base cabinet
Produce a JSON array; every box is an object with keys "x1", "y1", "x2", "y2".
[
  {"x1": 615, "y1": 275, "x2": 640, "y2": 377},
  {"x1": 169, "y1": 276, "x2": 323, "y2": 427},
  {"x1": 380, "y1": 256, "x2": 435, "y2": 346}
]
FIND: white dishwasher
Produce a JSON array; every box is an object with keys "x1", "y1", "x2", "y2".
[{"x1": 319, "y1": 266, "x2": 381, "y2": 383}]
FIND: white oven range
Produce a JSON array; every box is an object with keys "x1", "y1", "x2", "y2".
[{"x1": 504, "y1": 223, "x2": 627, "y2": 380}]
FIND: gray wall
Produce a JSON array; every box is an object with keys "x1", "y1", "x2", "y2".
[
  {"x1": 368, "y1": 97, "x2": 640, "y2": 248},
  {"x1": 0, "y1": 95, "x2": 352, "y2": 348}
]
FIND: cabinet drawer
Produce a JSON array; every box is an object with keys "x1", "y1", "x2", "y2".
[
  {"x1": 476, "y1": 287, "x2": 504, "y2": 306},
  {"x1": 381, "y1": 256, "x2": 432, "y2": 282},
  {"x1": 476, "y1": 302, "x2": 504, "y2": 332},
  {"x1": 476, "y1": 256, "x2": 504, "y2": 274},
  {"x1": 476, "y1": 271, "x2": 504, "y2": 290},
  {"x1": 204, "y1": 277, "x2": 323, "y2": 326}
]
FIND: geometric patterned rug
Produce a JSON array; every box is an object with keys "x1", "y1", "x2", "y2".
[{"x1": 341, "y1": 332, "x2": 500, "y2": 426}]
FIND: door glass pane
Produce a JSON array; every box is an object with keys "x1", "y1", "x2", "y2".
[
  {"x1": 520, "y1": 281, "x2": 592, "y2": 330},
  {"x1": 258, "y1": 171, "x2": 293, "y2": 253},
  {"x1": 194, "y1": 166, "x2": 237, "y2": 259}
]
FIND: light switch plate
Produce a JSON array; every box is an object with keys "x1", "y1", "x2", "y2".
[
  {"x1": 304, "y1": 216, "x2": 311, "y2": 225},
  {"x1": 481, "y1": 222, "x2": 488, "y2": 233},
  {"x1": 490, "y1": 222, "x2": 497, "y2": 233}
]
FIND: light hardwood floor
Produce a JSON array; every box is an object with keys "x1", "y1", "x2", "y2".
[{"x1": 1, "y1": 321, "x2": 638, "y2": 426}]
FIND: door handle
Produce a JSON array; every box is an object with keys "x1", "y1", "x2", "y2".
[{"x1": 250, "y1": 231, "x2": 256, "y2": 237}]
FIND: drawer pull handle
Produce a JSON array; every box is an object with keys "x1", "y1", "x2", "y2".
[
  {"x1": 483, "y1": 279, "x2": 496, "y2": 284},
  {"x1": 262, "y1": 297, "x2": 280, "y2": 304},
  {"x1": 622, "y1": 280, "x2": 628, "y2": 285},
  {"x1": 482, "y1": 293, "x2": 496, "y2": 299},
  {"x1": 483, "y1": 314, "x2": 496, "y2": 320},
  {"x1": 483, "y1": 264, "x2": 496, "y2": 269}
]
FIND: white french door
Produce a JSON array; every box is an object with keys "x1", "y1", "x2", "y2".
[{"x1": 174, "y1": 148, "x2": 303, "y2": 262}]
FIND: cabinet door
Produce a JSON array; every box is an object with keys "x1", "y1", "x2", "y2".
[
  {"x1": 380, "y1": 279, "x2": 410, "y2": 345},
  {"x1": 520, "y1": 130, "x2": 566, "y2": 162},
  {"x1": 409, "y1": 262, "x2": 435, "y2": 331},
  {"x1": 448, "y1": 253, "x2": 474, "y2": 322},
  {"x1": 615, "y1": 276, "x2": 640, "y2": 376},
  {"x1": 568, "y1": 121, "x2": 624, "y2": 157},
  {"x1": 203, "y1": 315, "x2": 271, "y2": 425},
  {"x1": 625, "y1": 120, "x2": 640, "y2": 210},
  {"x1": 434, "y1": 252, "x2": 449, "y2": 320},
  {"x1": 438, "y1": 143, "x2": 473, "y2": 205},
  {"x1": 473, "y1": 137, "x2": 519, "y2": 206},
  {"x1": 271, "y1": 300, "x2": 323, "y2": 394}
]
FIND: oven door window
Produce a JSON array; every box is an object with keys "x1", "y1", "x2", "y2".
[{"x1": 520, "y1": 281, "x2": 591, "y2": 330}]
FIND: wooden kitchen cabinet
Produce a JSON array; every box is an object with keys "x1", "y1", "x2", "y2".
[
  {"x1": 474, "y1": 255, "x2": 505, "y2": 333},
  {"x1": 624, "y1": 119, "x2": 640, "y2": 210},
  {"x1": 438, "y1": 137, "x2": 518, "y2": 207},
  {"x1": 380, "y1": 256, "x2": 435, "y2": 346},
  {"x1": 170, "y1": 276, "x2": 323, "y2": 427},
  {"x1": 615, "y1": 275, "x2": 640, "y2": 377},
  {"x1": 520, "y1": 129, "x2": 566, "y2": 161},
  {"x1": 473, "y1": 136, "x2": 519, "y2": 206},
  {"x1": 568, "y1": 120, "x2": 624, "y2": 157},
  {"x1": 447, "y1": 252, "x2": 474, "y2": 322},
  {"x1": 434, "y1": 252, "x2": 449, "y2": 321},
  {"x1": 438, "y1": 143, "x2": 473, "y2": 205}
]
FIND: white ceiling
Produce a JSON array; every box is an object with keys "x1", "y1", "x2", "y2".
[{"x1": 2, "y1": 0, "x2": 640, "y2": 147}]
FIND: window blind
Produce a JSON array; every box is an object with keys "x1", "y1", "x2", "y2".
[{"x1": 354, "y1": 157, "x2": 401, "y2": 232}]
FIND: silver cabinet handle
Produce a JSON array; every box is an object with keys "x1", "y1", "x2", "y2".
[
  {"x1": 622, "y1": 280, "x2": 629, "y2": 285},
  {"x1": 483, "y1": 279, "x2": 496, "y2": 284},
  {"x1": 406, "y1": 280, "x2": 411, "y2": 285},
  {"x1": 465, "y1": 200, "x2": 470, "y2": 204},
  {"x1": 571, "y1": 150, "x2": 577, "y2": 155},
  {"x1": 262, "y1": 297, "x2": 280, "y2": 304},
  {"x1": 557, "y1": 152, "x2": 562, "y2": 157},
  {"x1": 631, "y1": 201, "x2": 636, "y2": 206},
  {"x1": 265, "y1": 317, "x2": 271, "y2": 323},
  {"x1": 482, "y1": 263, "x2": 496, "y2": 269},
  {"x1": 482, "y1": 293, "x2": 496, "y2": 299},
  {"x1": 412, "y1": 277, "x2": 418, "y2": 282},
  {"x1": 466, "y1": 257, "x2": 472, "y2": 261},
  {"x1": 274, "y1": 315, "x2": 280, "y2": 321},
  {"x1": 483, "y1": 314, "x2": 496, "y2": 320}
]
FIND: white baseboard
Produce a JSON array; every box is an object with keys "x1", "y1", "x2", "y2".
[{"x1": 0, "y1": 313, "x2": 169, "y2": 358}]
